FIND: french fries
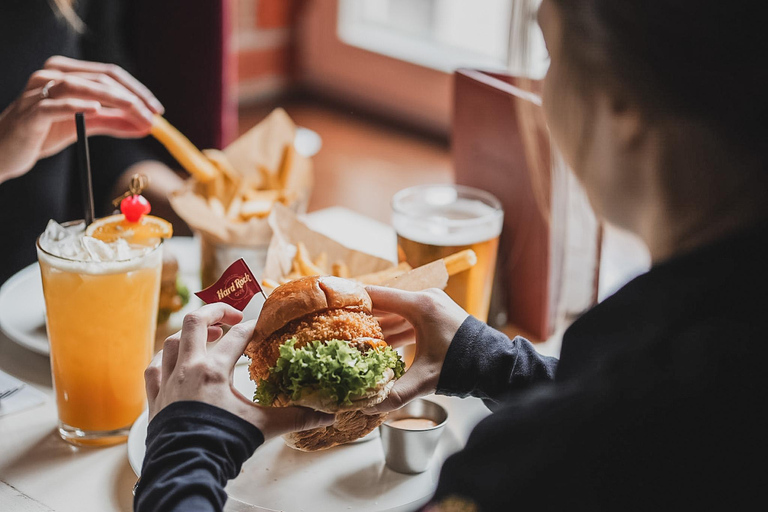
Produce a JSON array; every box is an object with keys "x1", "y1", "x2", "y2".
[
  {"x1": 258, "y1": 165, "x2": 280, "y2": 190},
  {"x1": 150, "y1": 115, "x2": 219, "y2": 183},
  {"x1": 226, "y1": 195, "x2": 244, "y2": 221},
  {"x1": 168, "y1": 135, "x2": 300, "y2": 224},
  {"x1": 240, "y1": 190, "x2": 280, "y2": 220},
  {"x1": 443, "y1": 249, "x2": 478, "y2": 276},
  {"x1": 260, "y1": 244, "x2": 357, "y2": 293},
  {"x1": 295, "y1": 243, "x2": 325, "y2": 276},
  {"x1": 156, "y1": 112, "x2": 301, "y2": 224},
  {"x1": 203, "y1": 149, "x2": 240, "y2": 184},
  {"x1": 208, "y1": 197, "x2": 226, "y2": 218},
  {"x1": 260, "y1": 243, "x2": 478, "y2": 296},
  {"x1": 332, "y1": 261, "x2": 350, "y2": 279},
  {"x1": 313, "y1": 251, "x2": 327, "y2": 271},
  {"x1": 278, "y1": 144, "x2": 295, "y2": 189},
  {"x1": 262, "y1": 278, "x2": 280, "y2": 290}
]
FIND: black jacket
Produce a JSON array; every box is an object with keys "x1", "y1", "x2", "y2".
[{"x1": 135, "y1": 221, "x2": 768, "y2": 511}]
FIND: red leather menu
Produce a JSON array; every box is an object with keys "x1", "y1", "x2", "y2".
[{"x1": 452, "y1": 69, "x2": 600, "y2": 340}]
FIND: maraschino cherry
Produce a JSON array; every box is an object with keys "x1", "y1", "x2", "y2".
[
  {"x1": 115, "y1": 174, "x2": 151, "y2": 223},
  {"x1": 121, "y1": 194, "x2": 151, "y2": 223}
]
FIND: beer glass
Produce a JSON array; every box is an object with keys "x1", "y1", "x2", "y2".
[
  {"x1": 37, "y1": 224, "x2": 162, "y2": 446},
  {"x1": 392, "y1": 184, "x2": 503, "y2": 322}
]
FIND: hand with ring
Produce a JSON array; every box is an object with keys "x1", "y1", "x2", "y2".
[{"x1": 0, "y1": 55, "x2": 164, "y2": 184}]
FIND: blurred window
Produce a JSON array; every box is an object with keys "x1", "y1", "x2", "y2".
[{"x1": 338, "y1": 0, "x2": 515, "y2": 73}]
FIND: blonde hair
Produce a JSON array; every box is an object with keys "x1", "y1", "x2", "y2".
[{"x1": 50, "y1": 0, "x2": 85, "y2": 32}]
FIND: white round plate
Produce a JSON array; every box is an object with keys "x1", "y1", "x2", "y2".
[
  {"x1": 128, "y1": 365, "x2": 486, "y2": 512},
  {"x1": 0, "y1": 262, "x2": 48, "y2": 355},
  {"x1": 0, "y1": 237, "x2": 200, "y2": 356}
]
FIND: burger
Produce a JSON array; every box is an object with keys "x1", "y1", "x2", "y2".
[
  {"x1": 157, "y1": 251, "x2": 190, "y2": 325},
  {"x1": 244, "y1": 275, "x2": 405, "y2": 451}
]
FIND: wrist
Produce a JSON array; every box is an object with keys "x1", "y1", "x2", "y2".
[{"x1": 149, "y1": 400, "x2": 264, "y2": 448}]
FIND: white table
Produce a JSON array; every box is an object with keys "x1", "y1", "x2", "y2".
[
  {"x1": 0, "y1": 208, "x2": 649, "y2": 511},
  {"x1": 0, "y1": 208, "x2": 492, "y2": 512}
]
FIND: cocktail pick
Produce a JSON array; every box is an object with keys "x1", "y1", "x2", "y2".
[{"x1": 112, "y1": 174, "x2": 151, "y2": 223}]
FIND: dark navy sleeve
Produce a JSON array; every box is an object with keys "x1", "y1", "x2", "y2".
[
  {"x1": 436, "y1": 316, "x2": 558, "y2": 408},
  {"x1": 134, "y1": 401, "x2": 264, "y2": 512}
]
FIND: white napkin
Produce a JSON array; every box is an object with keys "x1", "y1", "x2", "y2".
[{"x1": 0, "y1": 370, "x2": 48, "y2": 418}]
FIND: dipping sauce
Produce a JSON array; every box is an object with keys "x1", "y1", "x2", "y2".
[{"x1": 388, "y1": 417, "x2": 439, "y2": 430}]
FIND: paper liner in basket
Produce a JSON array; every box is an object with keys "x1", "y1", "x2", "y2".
[
  {"x1": 262, "y1": 204, "x2": 449, "y2": 292},
  {"x1": 169, "y1": 108, "x2": 313, "y2": 246}
]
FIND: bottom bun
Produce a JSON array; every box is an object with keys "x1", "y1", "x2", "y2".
[
  {"x1": 265, "y1": 369, "x2": 397, "y2": 451},
  {"x1": 283, "y1": 410, "x2": 389, "y2": 452}
]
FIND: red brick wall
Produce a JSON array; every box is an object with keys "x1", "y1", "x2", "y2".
[{"x1": 234, "y1": 0, "x2": 298, "y2": 104}]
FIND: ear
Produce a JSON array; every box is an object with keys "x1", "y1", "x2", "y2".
[{"x1": 608, "y1": 95, "x2": 647, "y2": 150}]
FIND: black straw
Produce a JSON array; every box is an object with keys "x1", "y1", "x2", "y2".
[{"x1": 75, "y1": 113, "x2": 95, "y2": 226}]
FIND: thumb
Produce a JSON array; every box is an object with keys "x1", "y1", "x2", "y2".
[
  {"x1": 366, "y1": 285, "x2": 426, "y2": 325},
  {"x1": 255, "y1": 406, "x2": 335, "y2": 440},
  {"x1": 363, "y1": 366, "x2": 427, "y2": 415}
]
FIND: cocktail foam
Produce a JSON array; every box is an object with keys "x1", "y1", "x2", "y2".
[{"x1": 38, "y1": 220, "x2": 160, "y2": 274}]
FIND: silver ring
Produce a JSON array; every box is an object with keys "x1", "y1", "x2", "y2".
[{"x1": 40, "y1": 80, "x2": 55, "y2": 100}]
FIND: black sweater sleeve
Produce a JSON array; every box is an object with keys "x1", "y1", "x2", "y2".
[
  {"x1": 436, "y1": 316, "x2": 558, "y2": 409},
  {"x1": 134, "y1": 401, "x2": 264, "y2": 512}
]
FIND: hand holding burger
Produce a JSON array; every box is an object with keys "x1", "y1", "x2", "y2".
[
  {"x1": 144, "y1": 303, "x2": 334, "y2": 440},
  {"x1": 363, "y1": 286, "x2": 468, "y2": 414},
  {"x1": 244, "y1": 276, "x2": 406, "y2": 451}
]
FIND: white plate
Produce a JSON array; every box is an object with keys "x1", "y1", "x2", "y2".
[
  {"x1": 128, "y1": 365, "x2": 486, "y2": 512},
  {"x1": 0, "y1": 262, "x2": 48, "y2": 355},
  {"x1": 0, "y1": 237, "x2": 202, "y2": 356}
]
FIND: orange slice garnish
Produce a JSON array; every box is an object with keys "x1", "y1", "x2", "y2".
[{"x1": 86, "y1": 214, "x2": 173, "y2": 244}]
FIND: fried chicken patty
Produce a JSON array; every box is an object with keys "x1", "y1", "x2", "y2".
[{"x1": 246, "y1": 308, "x2": 385, "y2": 382}]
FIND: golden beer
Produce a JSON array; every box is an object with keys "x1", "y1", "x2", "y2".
[
  {"x1": 392, "y1": 185, "x2": 503, "y2": 322},
  {"x1": 396, "y1": 235, "x2": 500, "y2": 321}
]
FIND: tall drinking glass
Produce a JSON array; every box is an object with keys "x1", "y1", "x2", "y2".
[
  {"x1": 37, "y1": 223, "x2": 162, "y2": 446},
  {"x1": 392, "y1": 185, "x2": 503, "y2": 322}
]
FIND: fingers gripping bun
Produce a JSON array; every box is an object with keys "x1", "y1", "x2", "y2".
[{"x1": 252, "y1": 275, "x2": 372, "y2": 345}]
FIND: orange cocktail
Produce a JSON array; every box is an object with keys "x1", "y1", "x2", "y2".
[{"x1": 37, "y1": 221, "x2": 163, "y2": 446}]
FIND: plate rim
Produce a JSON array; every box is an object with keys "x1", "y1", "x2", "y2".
[
  {"x1": 128, "y1": 408, "x2": 148, "y2": 476},
  {"x1": 0, "y1": 261, "x2": 49, "y2": 356},
  {"x1": 127, "y1": 406, "x2": 438, "y2": 512}
]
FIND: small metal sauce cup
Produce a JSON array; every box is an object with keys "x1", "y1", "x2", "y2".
[{"x1": 379, "y1": 399, "x2": 448, "y2": 474}]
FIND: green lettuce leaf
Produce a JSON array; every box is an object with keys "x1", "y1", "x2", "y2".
[
  {"x1": 254, "y1": 338, "x2": 405, "y2": 407},
  {"x1": 177, "y1": 278, "x2": 190, "y2": 308}
]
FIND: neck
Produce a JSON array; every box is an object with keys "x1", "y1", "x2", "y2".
[
  {"x1": 627, "y1": 124, "x2": 768, "y2": 263},
  {"x1": 641, "y1": 200, "x2": 767, "y2": 264}
]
